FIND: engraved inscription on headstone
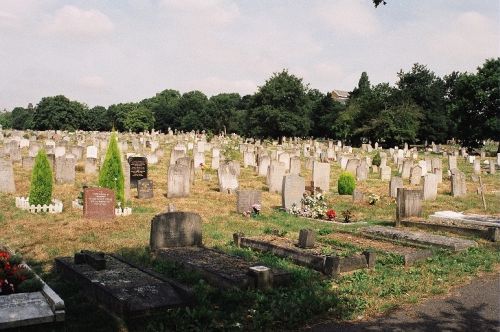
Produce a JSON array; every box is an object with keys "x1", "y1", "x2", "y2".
[
  {"x1": 83, "y1": 188, "x2": 115, "y2": 219},
  {"x1": 128, "y1": 156, "x2": 148, "y2": 188},
  {"x1": 137, "y1": 178, "x2": 154, "y2": 199}
]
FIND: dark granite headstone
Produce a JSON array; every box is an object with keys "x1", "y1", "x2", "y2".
[
  {"x1": 83, "y1": 188, "x2": 115, "y2": 220},
  {"x1": 128, "y1": 156, "x2": 148, "y2": 188},
  {"x1": 137, "y1": 178, "x2": 154, "y2": 199}
]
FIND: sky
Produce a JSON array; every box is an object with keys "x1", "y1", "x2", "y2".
[{"x1": 0, "y1": 0, "x2": 499, "y2": 111}]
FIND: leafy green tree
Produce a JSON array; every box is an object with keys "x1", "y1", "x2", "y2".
[
  {"x1": 179, "y1": 91, "x2": 209, "y2": 131},
  {"x1": 0, "y1": 111, "x2": 12, "y2": 128},
  {"x1": 29, "y1": 150, "x2": 53, "y2": 206},
  {"x1": 84, "y1": 106, "x2": 111, "y2": 131},
  {"x1": 350, "y1": 72, "x2": 371, "y2": 99},
  {"x1": 206, "y1": 93, "x2": 241, "y2": 134},
  {"x1": 11, "y1": 107, "x2": 34, "y2": 130},
  {"x1": 140, "y1": 89, "x2": 182, "y2": 131},
  {"x1": 32, "y1": 95, "x2": 86, "y2": 131},
  {"x1": 124, "y1": 106, "x2": 155, "y2": 132},
  {"x1": 310, "y1": 92, "x2": 345, "y2": 138},
  {"x1": 397, "y1": 64, "x2": 449, "y2": 143},
  {"x1": 98, "y1": 133, "x2": 125, "y2": 206},
  {"x1": 248, "y1": 70, "x2": 312, "y2": 138},
  {"x1": 106, "y1": 103, "x2": 136, "y2": 132}
]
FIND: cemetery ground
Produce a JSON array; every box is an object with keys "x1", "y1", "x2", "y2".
[{"x1": 1, "y1": 145, "x2": 499, "y2": 331}]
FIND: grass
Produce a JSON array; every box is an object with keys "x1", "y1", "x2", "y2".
[{"x1": 0, "y1": 140, "x2": 499, "y2": 331}]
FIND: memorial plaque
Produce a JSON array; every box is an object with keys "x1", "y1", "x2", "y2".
[
  {"x1": 128, "y1": 156, "x2": 148, "y2": 188},
  {"x1": 83, "y1": 188, "x2": 115, "y2": 219},
  {"x1": 137, "y1": 178, "x2": 154, "y2": 199}
]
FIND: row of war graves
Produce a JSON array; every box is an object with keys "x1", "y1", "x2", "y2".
[{"x1": 0, "y1": 128, "x2": 499, "y2": 329}]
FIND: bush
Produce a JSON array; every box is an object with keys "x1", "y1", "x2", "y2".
[
  {"x1": 372, "y1": 151, "x2": 381, "y2": 167},
  {"x1": 338, "y1": 172, "x2": 356, "y2": 195},
  {"x1": 98, "y1": 132, "x2": 125, "y2": 206},
  {"x1": 29, "y1": 149, "x2": 53, "y2": 206}
]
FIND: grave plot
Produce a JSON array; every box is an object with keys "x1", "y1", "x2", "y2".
[
  {"x1": 232, "y1": 231, "x2": 376, "y2": 276},
  {"x1": 361, "y1": 226, "x2": 478, "y2": 252},
  {"x1": 321, "y1": 232, "x2": 434, "y2": 266},
  {"x1": 55, "y1": 251, "x2": 194, "y2": 319},
  {"x1": 399, "y1": 211, "x2": 499, "y2": 242},
  {"x1": 154, "y1": 246, "x2": 291, "y2": 290},
  {"x1": 0, "y1": 247, "x2": 65, "y2": 330}
]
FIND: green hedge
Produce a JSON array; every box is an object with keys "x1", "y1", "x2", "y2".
[{"x1": 338, "y1": 171, "x2": 356, "y2": 195}]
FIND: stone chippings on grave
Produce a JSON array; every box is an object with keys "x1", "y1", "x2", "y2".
[
  {"x1": 83, "y1": 187, "x2": 116, "y2": 219},
  {"x1": 167, "y1": 163, "x2": 191, "y2": 198},
  {"x1": 423, "y1": 173, "x2": 438, "y2": 201},
  {"x1": 312, "y1": 161, "x2": 330, "y2": 192},
  {"x1": 267, "y1": 161, "x2": 286, "y2": 193},
  {"x1": 281, "y1": 174, "x2": 305, "y2": 210},
  {"x1": 236, "y1": 190, "x2": 262, "y2": 213},
  {"x1": 218, "y1": 161, "x2": 239, "y2": 193},
  {"x1": 396, "y1": 188, "x2": 423, "y2": 224},
  {"x1": 150, "y1": 212, "x2": 202, "y2": 250},
  {"x1": 409, "y1": 165, "x2": 422, "y2": 185},
  {"x1": 451, "y1": 171, "x2": 467, "y2": 197},
  {"x1": 0, "y1": 158, "x2": 16, "y2": 193},
  {"x1": 389, "y1": 176, "x2": 403, "y2": 198}
]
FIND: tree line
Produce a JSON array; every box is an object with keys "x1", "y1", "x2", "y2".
[{"x1": 0, "y1": 58, "x2": 498, "y2": 148}]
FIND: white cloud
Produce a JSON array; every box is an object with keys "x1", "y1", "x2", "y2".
[
  {"x1": 43, "y1": 5, "x2": 114, "y2": 37},
  {"x1": 314, "y1": 0, "x2": 380, "y2": 36},
  {"x1": 79, "y1": 76, "x2": 106, "y2": 89},
  {"x1": 184, "y1": 77, "x2": 256, "y2": 96},
  {"x1": 160, "y1": 0, "x2": 239, "y2": 26}
]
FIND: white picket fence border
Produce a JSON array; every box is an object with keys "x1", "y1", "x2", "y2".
[
  {"x1": 15, "y1": 197, "x2": 63, "y2": 214},
  {"x1": 115, "y1": 207, "x2": 132, "y2": 216}
]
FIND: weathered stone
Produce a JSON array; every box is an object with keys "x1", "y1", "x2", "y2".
[
  {"x1": 298, "y1": 229, "x2": 315, "y2": 249},
  {"x1": 150, "y1": 212, "x2": 202, "y2": 249},
  {"x1": 396, "y1": 188, "x2": 422, "y2": 224},
  {"x1": 137, "y1": 178, "x2": 154, "y2": 199},
  {"x1": 312, "y1": 161, "x2": 330, "y2": 193},
  {"x1": 218, "y1": 161, "x2": 239, "y2": 193},
  {"x1": 281, "y1": 174, "x2": 305, "y2": 210},
  {"x1": 289, "y1": 156, "x2": 301, "y2": 175},
  {"x1": 268, "y1": 162, "x2": 286, "y2": 193},
  {"x1": 389, "y1": 176, "x2": 403, "y2": 198},
  {"x1": 356, "y1": 164, "x2": 368, "y2": 181},
  {"x1": 409, "y1": 165, "x2": 422, "y2": 185},
  {"x1": 451, "y1": 171, "x2": 467, "y2": 197},
  {"x1": 352, "y1": 189, "x2": 364, "y2": 202},
  {"x1": 380, "y1": 165, "x2": 391, "y2": 181},
  {"x1": 489, "y1": 161, "x2": 496, "y2": 174},
  {"x1": 473, "y1": 159, "x2": 481, "y2": 174},
  {"x1": 84, "y1": 157, "x2": 98, "y2": 174},
  {"x1": 448, "y1": 155, "x2": 457, "y2": 171},
  {"x1": 401, "y1": 160, "x2": 412, "y2": 179},
  {"x1": 236, "y1": 190, "x2": 262, "y2": 213},
  {"x1": 22, "y1": 156, "x2": 34, "y2": 169},
  {"x1": 258, "y1": 155, "x2": 271, "y2": 177},
  {"x1": 345, "y1": 158, "x2": 359, "y2": 176},
  {"x1": 55, "y1": 155, "x2": 76, "y2": 184},
  {"x1": 423, "y1": 173, "x2": 438, "y2": 201},
  {"x1": 167, "y1": 163, "x2": 190, "y2": 198}
]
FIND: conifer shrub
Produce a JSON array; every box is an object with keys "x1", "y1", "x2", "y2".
[
  {"x1": 29, "y1": 149, "x2": 53, "y2": 206},
  {"x1": 372, "y1": 151, "x2": 381, "y2": 167},
  {"x1": 338, "y1": 171, "x2": 356, "y2": 195},
  {"x1": 98, "y1": 132, "x2": 125, "y2": 206}
]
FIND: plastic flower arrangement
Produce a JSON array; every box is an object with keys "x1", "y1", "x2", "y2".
[
  {"x1": 0, "y1": 250, "x2": 43, "y2": 295},
  {"x1": 290, "y1": 193, "x2": 329, "y2": 219},
  {"x1": 326, "y1": 209, "x2": 336, "y2": 221}
]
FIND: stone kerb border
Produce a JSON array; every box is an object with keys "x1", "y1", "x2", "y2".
[{"x1": 15, "y1": 197, "x2": 63, "y2": 214}]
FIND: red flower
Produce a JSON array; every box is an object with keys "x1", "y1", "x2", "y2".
[{"x1": 326, "y1": 209, "x2": 336, "y2": 220}]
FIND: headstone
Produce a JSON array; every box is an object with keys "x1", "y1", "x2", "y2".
[
  {"x1": 85, "y1": 157, "x2": 98, "y2": 174},
  {"x1": 289, "y1": 156, "x2": 301, "y2": 175},
  {"x1": 0, "y1": 159, "x2": 15, "y2": 193},
  {"x1": 298, "y1": 229, "x2": 315, "y2": 249},
  {"x1": 448, "y1": 155, "x2": 457, "y2": 171},
  {"x1": 86, "y1": 146, "x2": 98, "y2": 159},
  {"x1": 243, "y1": 151, "x2": 256, "y2": 168},
  {"x1": 396, "y1": 188, "x2": 423, "y2": 224},
  {"x1": 410, "y1": 166, "x2": 422, "y2": 185},
  {"x1": 83, "y1": 188, "x2": 115, "y2": 219},
  {"x1": 211, "y1": 148, "x2": 220, "y2": 170},
  {"x1": 236, "y1": 190, "x2": 262, "y2": 213},
  {"x1": 489, "y1": 161, "x2": 496, "y2": 174},
  {"x1": 352, "y1": 189, "x2": 364, "y2": 203},
  {"x1": 389, "y1": 177, "x2": 404, "y2": 198},
  {"x1": 218, "y1": 161, "x2": 239, "y2": 193},
  {"x1": 170, "y1": 148, "x2": 186, "y2": 165},
  {"x1": 281, "y1": 174, "x2": 305, "y2": 210},
  {"x1": 167, "y1": 163, "x2": 191, "y2": 198},
  {"x1": 380, "y1": 165, "x2": 391, "y2": 181},
  {"x1": 401, "y1": 160, "x2": 412, "y2": 179},
  {"x1": 137, "y1": 178, "x2": 154, "y2": 199},
  {"x1": 258, "y1": 155, "x2": 271, "y2": 177},
  {"x1": 345, "y1": 159, "x2": 359, "y2": 176},
  {"x1": 22, "y1": 156, "x2": 34, "y2": 169},
  {"x1": 473, "y1": 159, "x2": 481, "y2": 175},
  {"x1": 268, "y1": 162, "x2": 286, "y2": 193},
  {"x1": 356, "y1": 164, "x2": 368, "y2": 181},
  {"x1": 150, "y1": 212, "x2": 202, "y2": 250},
  {"x1": 122, "y1": 159, "x2": 130, "y2": 201},
  {"x1": 451, "y1": 171, "x2": 467, "y2": 197},
  {"x1": 312, "y1": 161, "x2": 330, "y2": 193},
  {"x1": 278, "y1": 152, "x2": 290, "y2": 171},
  {"x1": 434, "y1": 168, "x2": 443, "y2": 184},
  {"x1": 55, "y1": 155, "x2": 76, "y2": 184},
  {"x1": 423, "y1": 173, "x2": 438, "y2": 201},
  {"x1": 128, "y1": 156, "x2": 148, "y2": 188}
]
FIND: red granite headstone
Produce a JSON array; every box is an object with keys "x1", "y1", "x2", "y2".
[{"x1": 83, "y1": 188, "x2": 115, "y2": 219}]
